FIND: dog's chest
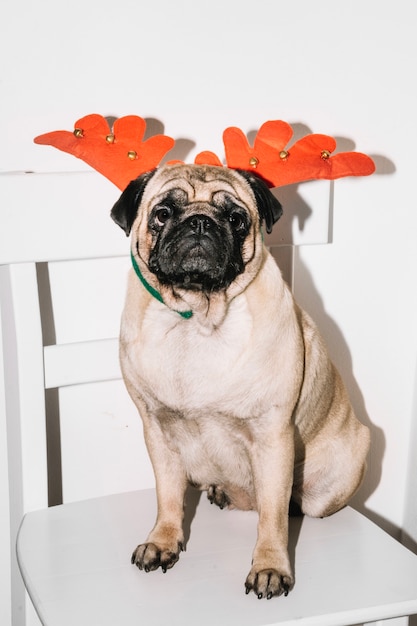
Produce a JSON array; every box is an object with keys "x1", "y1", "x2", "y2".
[{"x1": 125, "y1": 294, "x2": 275, "y2": 418}]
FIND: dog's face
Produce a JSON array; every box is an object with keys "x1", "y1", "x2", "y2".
[{"x1": 111, "y1": 164, "x2": 283, "y2": 309}]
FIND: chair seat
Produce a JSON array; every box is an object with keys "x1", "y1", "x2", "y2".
[{"x1": 17, "y1": 488, "x2": 417, "y2": 626}]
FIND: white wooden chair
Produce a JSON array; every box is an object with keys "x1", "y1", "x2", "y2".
[{"x1": 2, "y1": 171, "x2": 417, "y2": 626}]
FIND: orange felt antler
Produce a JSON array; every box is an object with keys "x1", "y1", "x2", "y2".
[
  {"x1": 195, "y1": 120, "x2": 375, "y2": 187},
  {"x1": 34, "y1": 114, "x2": 175, "y2": 190},
  {"x1": 34, "y1": 115, "x2": 375, "y2": 190}
]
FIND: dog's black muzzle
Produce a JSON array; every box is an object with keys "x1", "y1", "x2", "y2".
[{"x1": 148, "y1": 213, "x2": 244, "y2": 292}]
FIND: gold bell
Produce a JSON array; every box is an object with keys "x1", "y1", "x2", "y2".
[
  {"x1": 127, "y1": 150, "x2": 137, "y2": 160},
  {"x1": 321, "y1": 150, "x2": 331, "y2": 160},
  {"x1": 106, "y1": 134, "x2": 115, "y2": 144},
  {"x1": 279, "y1": 150, "x2": 289, "y2": 160},
  {"x1": 249, "y1": 156, "x2": 259, "y2": 168},
  {"x1": 73, "y1": 128, "x2": 84, "y2": 138}
]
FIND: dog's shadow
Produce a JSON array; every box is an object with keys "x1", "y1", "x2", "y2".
[
  {"x1": 183, "y1": 486, "x2": 202, "y2": 547},
  {"x1": 290, "y1": 250, "x2": 387, "y2": 533}
]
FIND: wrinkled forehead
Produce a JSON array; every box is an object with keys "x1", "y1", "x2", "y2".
[{"x1": 145, "y1": 164, "x2": 253, "y2": 206}]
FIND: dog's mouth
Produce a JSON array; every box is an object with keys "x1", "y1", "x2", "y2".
[{"x1": 148, "y1": 219, "x2": 244, "y2": 292}]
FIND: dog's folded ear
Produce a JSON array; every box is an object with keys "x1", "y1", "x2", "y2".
[
  {"x1": 236, "y1": 170, "x2": 283, "y2": 234},
  {"x1": 111, "y1": 169, "x2": 157, "y2": 235}
]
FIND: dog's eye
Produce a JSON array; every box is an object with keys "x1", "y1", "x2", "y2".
[
  {"x1": 229, "y1": 212, "x2": 245, "y2": 231},
  {"x1": 155, "y1": 206, "x2": 172, "y2": 226}
]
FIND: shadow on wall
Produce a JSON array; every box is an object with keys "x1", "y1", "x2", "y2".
[
  {"x1": 291, "y1": 250, "x2": 389, "y2": 532},
  {"x1": 261, "y1": 129, "x2": 398, "y2": 540},
  {"x1": 145, "y1": 116, "x2": 197, "y2": 164},
  {"x1": 284, "y1": 143, "x2": 400, "y2": 541},
  {"x1": 286, "y1": 141, "x2": 401, "y2": 543}
]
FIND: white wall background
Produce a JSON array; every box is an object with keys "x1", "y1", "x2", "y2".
[{"x1": 1, "y1": 0, "x2": 417, "y2": 623}]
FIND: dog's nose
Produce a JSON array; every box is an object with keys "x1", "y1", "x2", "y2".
[{"x1": 189, "y1": 215, "x2": 212, "y2": 235}]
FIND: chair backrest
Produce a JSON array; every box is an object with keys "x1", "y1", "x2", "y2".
[{"x1": 0, "y1": 171, "x2": 157, "y2": 518}]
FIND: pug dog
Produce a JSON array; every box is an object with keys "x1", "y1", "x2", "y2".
[{"x1": 111, "y1": 163, "x2": 370, "y2": 600}]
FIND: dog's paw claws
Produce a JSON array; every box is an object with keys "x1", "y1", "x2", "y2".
[
  {"x1": 207, "y1": 485, "x2": 230, "y2": 510},
  {"x1": 131, "y1": 541, "x2": 182, "y2": 573},
  {"x1": 245, "y1": 568, "x2": 293, "y2": 600}
]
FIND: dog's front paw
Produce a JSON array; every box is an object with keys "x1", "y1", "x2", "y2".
[
  {"x1": 244, "y1": 567, "x2": 294, "y2": 600},
  {"x1": 207, "y1": 484, "x2": 231, "y2": 509},
  {"x1": 131, "y1": 541, "x2": 183, "y2": 573}
]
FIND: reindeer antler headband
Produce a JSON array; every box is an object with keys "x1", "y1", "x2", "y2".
[{"x1": 34, "y1": 113, "x2": 375, "y2": 190}]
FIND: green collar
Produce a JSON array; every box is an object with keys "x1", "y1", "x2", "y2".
[{"x1": 130, "y1": 251, "x2": 193, "y2": 319}]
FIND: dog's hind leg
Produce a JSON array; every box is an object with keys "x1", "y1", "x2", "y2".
[
  {"x1": 292, "y1": 430, "x2": 369, "y2": 518},
  {"x1": 207, "y1": 484, "x2": 231, "y2": 509},
  {"x1": 207, "y1": 484, "x2": 256, "y2": 511}
]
